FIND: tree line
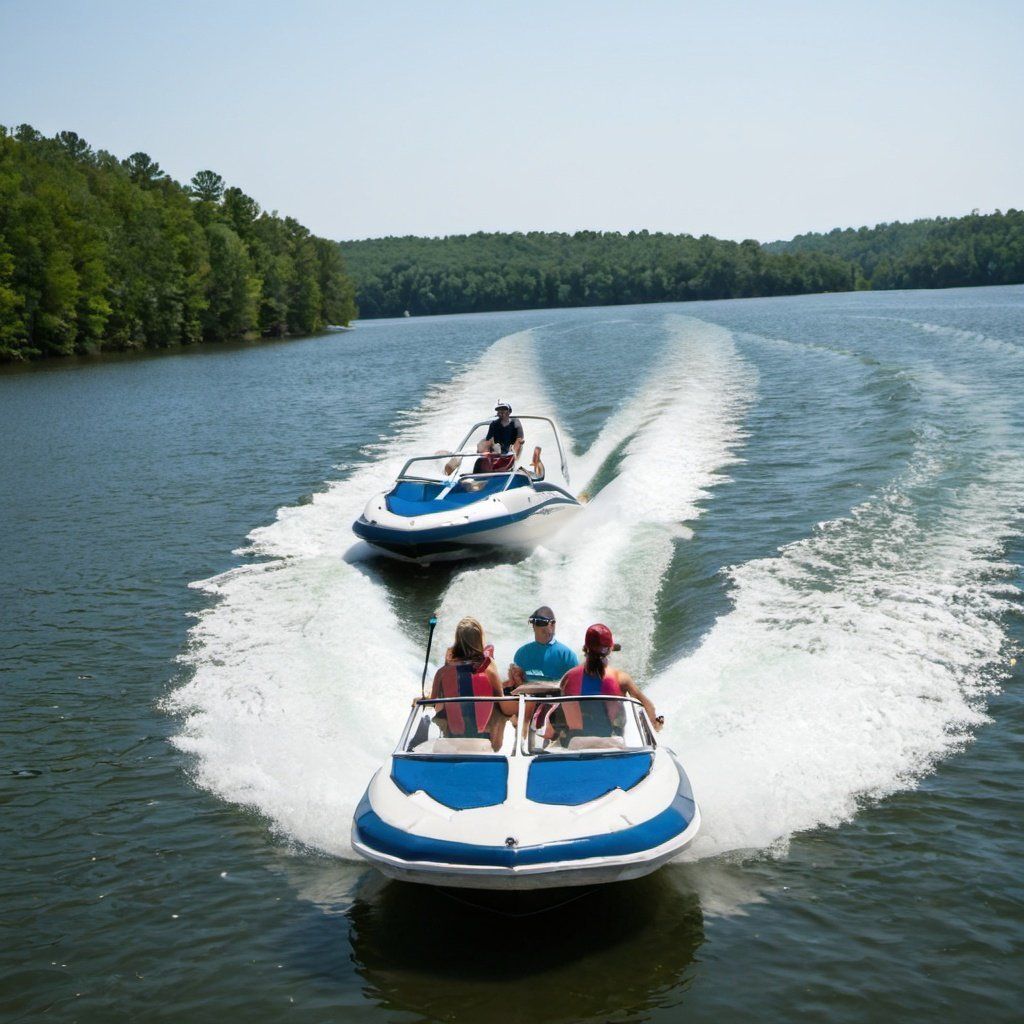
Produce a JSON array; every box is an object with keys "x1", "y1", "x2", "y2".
[
  {"x1": 339, "y1": 230, "x2": 855, "y2": 318},
  {"x1": 339, "y1": 210, "x2": 1024, "y2": 319},
  {"x1": 0, "y1": 125, "x2": 357, "y2": 361},
  {"x1": 764, "y1": 209, "x2": 1024, "y2": 290}
]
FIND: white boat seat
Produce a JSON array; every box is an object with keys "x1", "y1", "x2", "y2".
[
  {"x1": 567, "y1": 736, "x2": 626, "y2": 751},
  {"x1": 432, "y1": 737, "x2": 494, "y2": 754}
]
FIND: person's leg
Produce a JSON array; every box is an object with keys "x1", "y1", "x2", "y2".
[{"x1": 531, "y1": 446, "x2": 544, "y2": 478}]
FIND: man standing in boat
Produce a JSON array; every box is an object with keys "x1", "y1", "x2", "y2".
[{"x1": 508, "y1": 605, "x2": 579, "y2": 688}]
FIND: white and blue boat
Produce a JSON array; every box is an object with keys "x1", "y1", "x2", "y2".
[
  {"x1": 352, "y1": 689, "x2": 700, "y2": 891},
  {"x1": 352, "y1": 416, "x2": 580, "y2": 562}
]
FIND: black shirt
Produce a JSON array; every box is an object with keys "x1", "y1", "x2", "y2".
[{"x1": 485, "y1": 417, "x2": 524, "y2": 453}]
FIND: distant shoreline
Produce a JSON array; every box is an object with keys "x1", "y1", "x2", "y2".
[{"x1": 340, "y1": 210, "x2": 1024, "y2": 319}]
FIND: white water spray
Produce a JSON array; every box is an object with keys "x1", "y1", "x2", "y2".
[
  {"x1": 438, "y1": 316, "x2": 756, "y2": 676},
  {"x1": 652, "y1": 365, "x2": 1024, "y2": 861}
]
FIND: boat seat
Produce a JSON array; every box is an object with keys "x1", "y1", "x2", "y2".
[
  {"x1": 567, "y1": 736, "x2": 626, "y2": 751},
  {"x1": 431, "y1": 737, "x2": 494, "y2": 754}
]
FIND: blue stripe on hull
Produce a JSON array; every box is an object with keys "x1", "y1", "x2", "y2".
[{"x1": 354, "y1": 764, "x2": 696, "y2": 869}]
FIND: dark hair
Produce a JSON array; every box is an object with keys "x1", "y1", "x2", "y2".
[{"x1": 584, "y1": 650, "x2": 608, "y2": 677}]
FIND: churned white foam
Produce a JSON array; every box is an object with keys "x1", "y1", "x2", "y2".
[
  {"x1": 167, "y1": 329, "x2": 556, "y2": 856},
  {"x1": 651, "y1": 370, "x2": 1024, "y2": 861},
  {"x1": 168, "y1": 558, "x2": 418, "y2": 853},
  {"x1": 439, "y1": 316, "x2": 756, "y2": 677}
]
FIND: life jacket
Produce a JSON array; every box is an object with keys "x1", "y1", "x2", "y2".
[
  {"x1": 438, "y1": 658, "x2": 494, "y2": 736},
  {"x1": 561, "y1": 665, "x2": 623, "y2": 735},
  {"x1": 472, "y1": 452, "x2": 516, "y2": 474}
]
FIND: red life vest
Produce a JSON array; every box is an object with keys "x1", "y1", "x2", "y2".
[
  {"x1": 561, "y1": 666, "x2": 623, "y2": 734},
  {"x1": 439, "y1": 658, "x2": 494, "y2": 736},
  {"x1": 472, "y1": 453, "x2": 516, "y2": 474}
]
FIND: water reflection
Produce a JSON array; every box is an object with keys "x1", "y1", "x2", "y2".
[{"x1": 346, "y1": 871, "x2": 705, "y2": 1024}]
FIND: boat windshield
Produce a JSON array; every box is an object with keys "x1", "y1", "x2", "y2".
[
  {"x1": 397, "y1": 696, "x2": 513, "y2": 757},
  {"x1": 521, "y1": 694, "x2": 655, "y2": 756},
  {"x1": 394, "y1": 694, "x2": 656, "y2": 758}
]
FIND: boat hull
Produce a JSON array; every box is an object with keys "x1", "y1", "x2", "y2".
[
  {"x1": 353, "y1": 807, "x2": 700, "y2": 891},
  {"x1": 353, "y1": 485, "x2": 580, "y2": 562}
]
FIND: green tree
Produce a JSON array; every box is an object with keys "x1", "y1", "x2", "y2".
[{"x1": 123, "y1": 152, "x2": 166, "y2": 187}]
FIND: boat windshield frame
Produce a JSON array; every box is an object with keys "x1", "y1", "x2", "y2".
[
  {"x1": 394, "y1": 451, "x2": 525, "y2": 495},
  {"x1": 395, "y1": 693, "x2": 657, "y2": 758}
]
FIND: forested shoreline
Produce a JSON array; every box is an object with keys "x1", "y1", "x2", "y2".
[
  {"x1": 3, "y1": 122, "x2": 1020, "y2": 361},
  {"x1": 340, "y1": 210, "x2": 1024, "y2": 319},
  {"x1": 765, "y1": 210, "x2": 1024, "y2": 290},
  {"x1": 0, "y1": 125, "x2": 357, "y2": 362}
]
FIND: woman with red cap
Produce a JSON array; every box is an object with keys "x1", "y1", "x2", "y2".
[{"x1": 556, "y1": 624, "x2": 663, "y2": 740}]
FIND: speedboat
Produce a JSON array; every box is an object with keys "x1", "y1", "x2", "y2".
[
  {"x1": 352, "y1": 416, "x2": 581, "y2": 562},
  {"x1": 352, "y1": 687, "x2": 701, "y2": 890}
]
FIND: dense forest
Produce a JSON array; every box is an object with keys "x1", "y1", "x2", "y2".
[
  {"x1": 339, "y1": 231, "x2": 855, "y2": 318},
  {"x1": 765, "y1": 209, "x2": 1024, "y2": 290},
  {"x1": 340, "y1": 210, "x2": 1024, "y2": 319},
  {"x1": 0, "y1": 125, "x2": 357, "y2": 361}
]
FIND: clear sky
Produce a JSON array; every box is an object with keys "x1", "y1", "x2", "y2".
[{"x1": 2, "y1": 0, "x2": 1021, "y2": 242}]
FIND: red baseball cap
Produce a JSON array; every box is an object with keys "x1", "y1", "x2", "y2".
[{"x1": 584, "y1": 623, "x2": 621, "y2": 654}]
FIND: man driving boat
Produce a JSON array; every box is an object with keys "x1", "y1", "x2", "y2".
[
  {"x1": 507, "y1": 605, "x2": 578, "y2": 689},
  {"x1": 480, "y1": 400, "x2": 525, "y2": 459}
]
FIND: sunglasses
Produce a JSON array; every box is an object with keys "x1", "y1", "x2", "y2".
[{"x1": 529, "y1": 616, "x2": 555, "y2": 626}]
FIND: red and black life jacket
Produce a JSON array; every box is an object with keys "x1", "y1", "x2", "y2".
[
  {"x1": 472, "y1": 452, "x2": 516, "y2": 474},
  {"x1": 561, "y1": 665, "x2": 623, "y2": 736},
  {"x1": 438, "y1": 658, "x2": 494, "y2": 736}
]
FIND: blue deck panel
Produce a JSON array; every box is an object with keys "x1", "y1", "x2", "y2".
[
  {"x1": 386, "y1": 475, "x2": 528, "y2": 517},
  {"x1": 390, "y1": 755, "x2": 508, "y2": 810},
  {"x1": 526, "y1": 752, "x2": 653, "y2": 805}
]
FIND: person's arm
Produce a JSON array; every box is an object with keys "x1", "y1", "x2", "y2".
[
  {"x1": 488, "y1": 662, "x2": 517, "y2": 717},
  {"x1": 512, "y1": 419, "x2": 525, "y2": 460},
  {"x1": 616, "y1": 670, "x2": 662, "y2": 731},
  {"x1": 430, "y1": 667, "x2": 447, "y2": 720},
  {"x1": 480, "y1": 421, "x2": 498, "y2": 453}
]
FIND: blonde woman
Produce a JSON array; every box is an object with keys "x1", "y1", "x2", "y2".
[{"x1": 431, "y1": 618, "x2": 514, "y2": 750}]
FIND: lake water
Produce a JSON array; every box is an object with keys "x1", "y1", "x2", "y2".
[{"x1": 2, "y1": 287, "x2": 1022, "y2": 1022}]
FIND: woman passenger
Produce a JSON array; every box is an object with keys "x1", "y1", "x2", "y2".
[
  {"x1": 557, "y1": 624, "x2": 664, "y2": 740},
  {"x1": 430, "y1": 617, "x2": 515, "y2": 751}
]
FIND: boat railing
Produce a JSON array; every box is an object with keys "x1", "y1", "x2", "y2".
[
  {"x1": 398, "y1": 693, "x2": 656, "y2": 757},
  {"x1": 395, "y1": 451, "x2": 531, "y2": 495}
]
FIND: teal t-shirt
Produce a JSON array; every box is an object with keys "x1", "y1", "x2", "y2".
[{"x1": 513, "y1": 639, "x2": 579, "y2": 683}]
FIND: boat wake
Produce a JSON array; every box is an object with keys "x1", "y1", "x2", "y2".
[
  {"x1": 167, "y1": 329, "x2": 555, "y2": 853},
  {"x1": 652, "y1": 360, "x2": 1024, "y2": 860},
  {"x1": 167, "y1": 313, "x2": 1022, "y2": 871},
  {"x1": 167, "y1": 316, "x2": 754, "y2": 856},
  {"x1": 438, "y1": 316, "x2": 755, "y2": 677}
]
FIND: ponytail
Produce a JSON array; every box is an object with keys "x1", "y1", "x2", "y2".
[{"x1": 584, "y1": 650, "x2": 608, "y2": 677}]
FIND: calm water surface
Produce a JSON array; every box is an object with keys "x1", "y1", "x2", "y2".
[{"x1": 2, "y1": 288, "x2": 1022, "y2": 1022}]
